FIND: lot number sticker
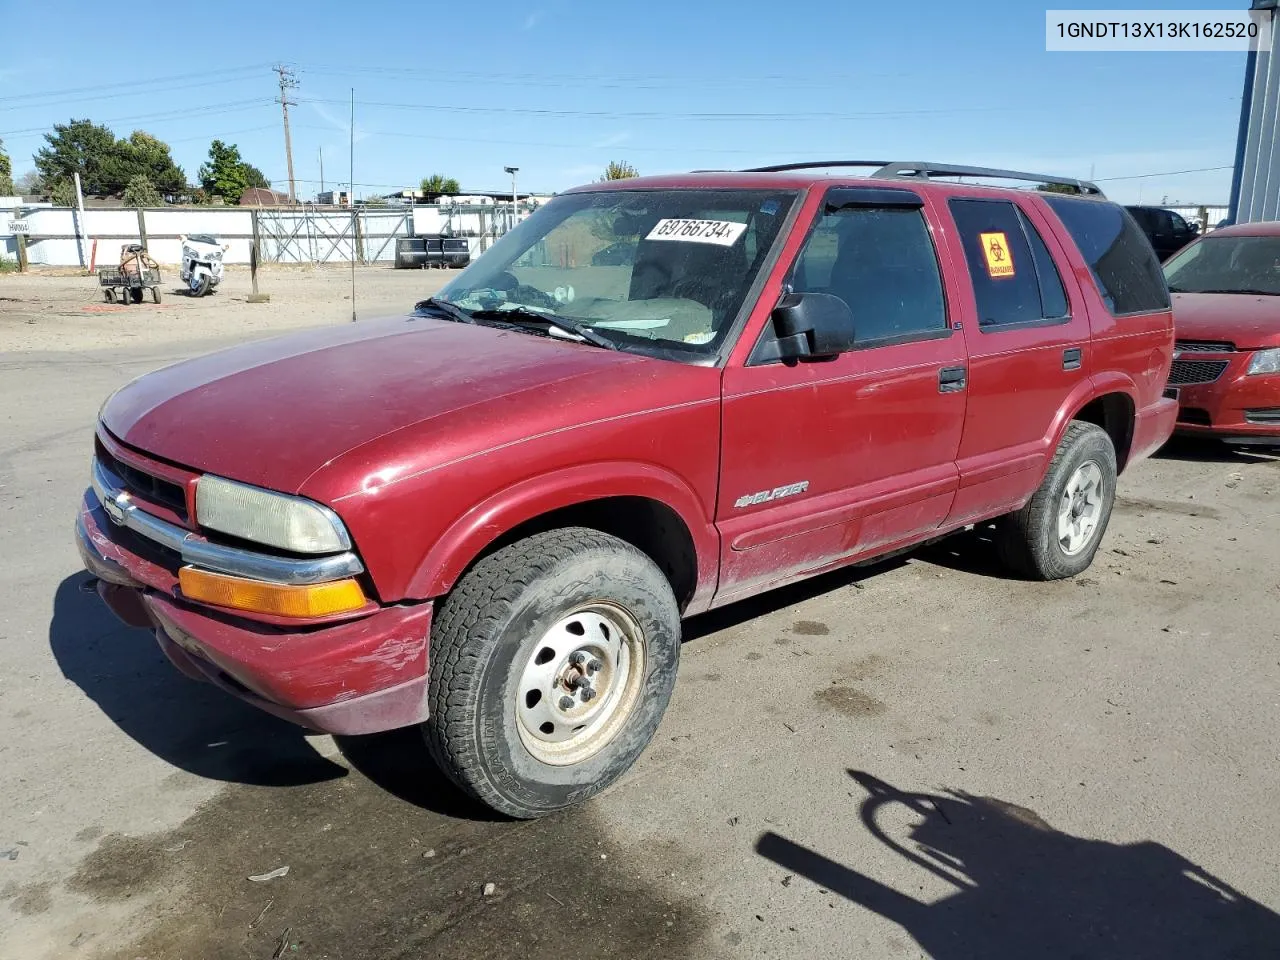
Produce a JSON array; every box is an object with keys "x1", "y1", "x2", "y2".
[
  {"x1": 646, "y1": 218, "x2": 748, "y2": 246},
  {"x1": 978, "y1": 231, "x2": 1015, "y2": 278}
]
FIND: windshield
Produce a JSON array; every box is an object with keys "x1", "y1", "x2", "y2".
[
  {"x1": 434, "y1": 188, "x2": 799, "y2": 357},
  {"x1": 1164, "y1": 235, "x2": 1280, "y2": 295}
]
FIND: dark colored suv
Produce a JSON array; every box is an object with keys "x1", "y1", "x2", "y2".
[{"x1": 1125, "y1": 205, "x2": 1199, "y2": 261}]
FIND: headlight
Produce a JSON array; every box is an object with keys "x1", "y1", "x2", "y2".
[
  {"x1": 1247, "y1": 348, "x2": 1280, "y2": 376},
  {"x1": 195, "y1": 475, "x2": 351, "y2": 554}
]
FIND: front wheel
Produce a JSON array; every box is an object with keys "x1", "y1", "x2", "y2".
[
  {"x1": 425, "y1": 527, "x2": 681, "y2": 819},
  {"x1": 996, "y1": 421, "x2": 1118, "y2": 580},
  {"x1": 189, "y1": 275, "x2": 211, "y2": 297}
]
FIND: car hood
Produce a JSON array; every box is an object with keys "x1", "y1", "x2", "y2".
[
  {"x1": 101, "y1": 314, "x2": 654, "y2": 495},
  {"x1": 1171, "y1": 292, "x2": 1280, "y2": 349}
]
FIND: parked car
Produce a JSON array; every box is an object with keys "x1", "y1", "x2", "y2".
[
  {"x1": 1125, "y1": 205, "x2": 1200, "y2": 261},
  {"x1": 1163, "y1": 221, "x2": 1280, "y2": 444},
  {"x1": 76, "y1": 160, "x2": 1176, "y2": 819}
]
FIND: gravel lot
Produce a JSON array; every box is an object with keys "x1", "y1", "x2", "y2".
[{"x1": 2, "y1": 266, "x2": 1279, "y2": 960}]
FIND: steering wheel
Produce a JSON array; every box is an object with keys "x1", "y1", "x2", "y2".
[{"x1": 494, "y1": 271, "x2": 558, "y2": 309}]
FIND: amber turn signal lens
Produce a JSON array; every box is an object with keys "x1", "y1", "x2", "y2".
[{"x1": 178, "y1": 567, "x2": 367, "y2": 618}]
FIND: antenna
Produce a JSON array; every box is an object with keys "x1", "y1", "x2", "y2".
[
  {"x1": 274, "y1": 65, "x2": 299, "y2": 204},
  {"x1": 350, "y1": 87, "x2": 356, "y2": 323}
]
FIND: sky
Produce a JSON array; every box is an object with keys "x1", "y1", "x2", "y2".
[{"x1": 0, "y1": 0, "x2": 1254, "y2": 205}]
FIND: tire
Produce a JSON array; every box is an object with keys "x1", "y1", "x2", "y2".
[
  {"x1": 190, "y1": 275, "x2": 211, "y2": 297},
  {"x1": 425, "y1": 527, "x2": 681, "y2": 819},
  {"x1": 130, "y1": 287, "x2": 144, "y2": 304},
  {"x1": 151, "y1": 287, "x2": 161, "y2": 304},
  {"x1": 103, "y1": 288, "x2": 115, "y2": 303},
  {"x1": 996, "y1": 421, "x2": 1118, "y2": 580}
]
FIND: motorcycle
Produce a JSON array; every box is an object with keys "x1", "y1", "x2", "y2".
[{"x1": 180, "y1": 233, "x2": 229, "y2": 297}]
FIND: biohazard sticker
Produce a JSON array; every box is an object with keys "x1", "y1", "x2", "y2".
[
  {"x1": 645, "y1": 218, "x2": 748, "y2": 246},
  {"x1": 979, "y1": 231, "x2": 1015, "y2": 278}
]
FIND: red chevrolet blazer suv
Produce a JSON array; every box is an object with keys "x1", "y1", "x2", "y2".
[{"x1": 76, "y1": 161, "x2": 1177, "y2": 817}]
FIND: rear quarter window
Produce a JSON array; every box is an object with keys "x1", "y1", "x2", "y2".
[{"x1": 1043, "y1": 197, "x2": 1170, "y2": 315}]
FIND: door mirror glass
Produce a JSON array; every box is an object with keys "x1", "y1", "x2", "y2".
[{"x1": 771, "y1": 292, "x2": 856, "y2": 359}]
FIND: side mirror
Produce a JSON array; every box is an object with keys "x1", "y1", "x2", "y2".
[{"x1": 771, "y1": 292, "x2": 856, "y2": 360}]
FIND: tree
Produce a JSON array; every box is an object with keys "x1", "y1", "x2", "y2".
[
  {"x1": 600, "y1": 161, "x2": 639, "y2": 181},
  {"x1": 123, "y1": 174, "x2": 162, "y2": 208},
  {"x1": 35, "y1": 120, "x2": 117, "y2": 194},
  {"x1": 198, "y1": 140, "x2": 269, "y2": 204},
  {"x1": 0, "y1": 140, "x2": 13, "y2": 196},
  {"x1": 15, "y1": 170, "x2": 41, "y2": 195},
  {"x1": 49, "y1": 179, "x2": 77, "y2": 207},
  {"x1": 243, "y1": 163, "x2": 270, "y2": 189},
  {"x1": 118, "y1": 131, "x2": 186, "y2": 196},
  {"x1": 1037, "y1": 182, "x2": 1081, "y2": 194},
  {"x1": 33, "y1": 120, "x2": 184, "y2": 199},
  {"x1": 420, "y1": 173, "x2": 460, "y2": 196}
]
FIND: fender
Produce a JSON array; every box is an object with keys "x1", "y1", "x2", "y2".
[
  {"x1": 1040, "y1": 372, "x2": 1139, "y2": 482},
  {"x1": 406, "y1": 461, "x2": 721, "y2": 610}
]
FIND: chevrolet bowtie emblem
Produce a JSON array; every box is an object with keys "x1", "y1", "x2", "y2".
[{"x1": 103, "y1": 491, "x2": 130, "y2": 526}]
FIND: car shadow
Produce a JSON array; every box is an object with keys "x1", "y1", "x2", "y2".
[
  {"x1": 909, "y1": 523, "x2": 1012, "y2": 580},
  {"x1": 683, "y1": 556, "x2": 908, "y2": 642},
  {"x1": 49, "y1": 572, "x2": 347, "y2": 787},
  {"x1": 1155, "y1": 435, "x2": 1279, "y2": 464},
  {"x1": 757, "y1": 770, "x2": 1280, "y2": 959},
  {"x1": 334, "y1": 728, "x2": 503, "y2": 822}
]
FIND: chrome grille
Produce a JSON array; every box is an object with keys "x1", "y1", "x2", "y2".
[
  {"x1": 1168, "y1": 360, "x2": 1229, "y2": 386},
  {"x1": 1175, "y1": 340, "x2": 1235, "y2": 353},
  {"x1": 95, "y1": 446, "x2": 187, "y2": 519}
]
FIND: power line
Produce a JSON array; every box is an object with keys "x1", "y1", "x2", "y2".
[
  {"x1": 0, "y1": 64, "x2": 272, "y2": 105},
  {"x1": 297, "y1": 95, "x2": 1032, "y2": 122},
  {"x1": 1095, "y1": 165, "x2": 1233, "y2": 182},
  {"x1": 0, "y1": 99, "x2": 276, "y2": 139}
]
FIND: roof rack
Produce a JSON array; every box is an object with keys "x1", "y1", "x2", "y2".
[
  {"x1": 741, "y1": 160, "x2": 890, "y2": 173},
  {"x1": 872, "y1": 162, "x2": 1104, "y2": 196},
  {"x1": 735, "y1": 159, "x2": 1104, "y2": 196}
]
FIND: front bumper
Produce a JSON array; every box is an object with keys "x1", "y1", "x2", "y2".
[
  {"x1": 76, "y1": 490, "x2": 433, "y2": 736},
  {"x1": 1173, "y1": 358, "x2": 1280, "y2": 444}
]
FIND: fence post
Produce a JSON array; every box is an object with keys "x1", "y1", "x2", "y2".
[
  {"x1": 16, "y1": 233, "x2": 28, "y2": 272},
  {"x1": 247, "y1": 210, "x2": 269, "y2": 303},
  {"x1": 353, "y1": 210, "x2": 365, "y2": 264},
  {"x1": 136, "y1": 208, "x2": 148, "y2": 249}
]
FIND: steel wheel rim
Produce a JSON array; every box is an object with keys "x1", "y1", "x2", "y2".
[
  {"x1": 1058, "y1": 460, "x2": 1105, "y2": 556},
  {"x1": 515, "y1": 601, "x2": 646, "y2": 767}
]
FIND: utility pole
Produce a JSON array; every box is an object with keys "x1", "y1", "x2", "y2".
[
  {"x1": 319, "y1": 146, "x2": 324, "y2": 195},
  {"x1": 504, "y1": 165, "x2": 519, "y2": 233},
  {"x1": 275, "y1": 64, "x2": 299, "y2": 204}
]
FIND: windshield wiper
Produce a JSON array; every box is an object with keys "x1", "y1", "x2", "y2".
[
  {"x1": 469, "y1": 307, "x2": 619, "y2": 350},
  {"x1": 414, "y1": 297, "x2": 475, "y2": 323}
]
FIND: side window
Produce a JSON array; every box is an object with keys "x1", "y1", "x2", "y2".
[
  {"x1": 1043, "y1": 196, "x2": 1171, "y2": 314},
  {"x1": 948, "y1": 198, "x2": 1067, "y2": 328},
  {"x1": 1018, "y1": 208, "x2": 1069, "y2": 319},
  {"x1": 789, "y1": 206, "x2": 947, "y2": 343}
]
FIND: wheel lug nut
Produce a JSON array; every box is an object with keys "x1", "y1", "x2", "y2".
[
  {"x1": 558, "y1": 696, "x2": 575, "y2": 710},
  {"x1": 581, "y1": 687, "x2": 597, "y2": 702},
  {"x1": 588, "y1": 659, "x2": 603, "y2": 673},
  {"x1": 570, "y1": 652, "x2": 587, "y2": 666}
]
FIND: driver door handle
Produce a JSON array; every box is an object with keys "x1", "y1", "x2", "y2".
[{"x1": 939, "y1": 366, "x2": 967, "y2": 393}]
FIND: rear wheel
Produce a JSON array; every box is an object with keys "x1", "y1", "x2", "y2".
[
  {"x1": 151, "y1": 286, "x2": 162, "y2": 304},
  {"x1": 996, "y1": 421, "x2": 1117, "y2": 580},
  {"x1": 425, "y1": 527, "x2": 681, "y2": 819},
  {"x1": 103, "y1": 288, "x2": 115, "y2": 303},
  {"x1": 130, "y1": 287, "x2": 144, "y2": 304}
]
